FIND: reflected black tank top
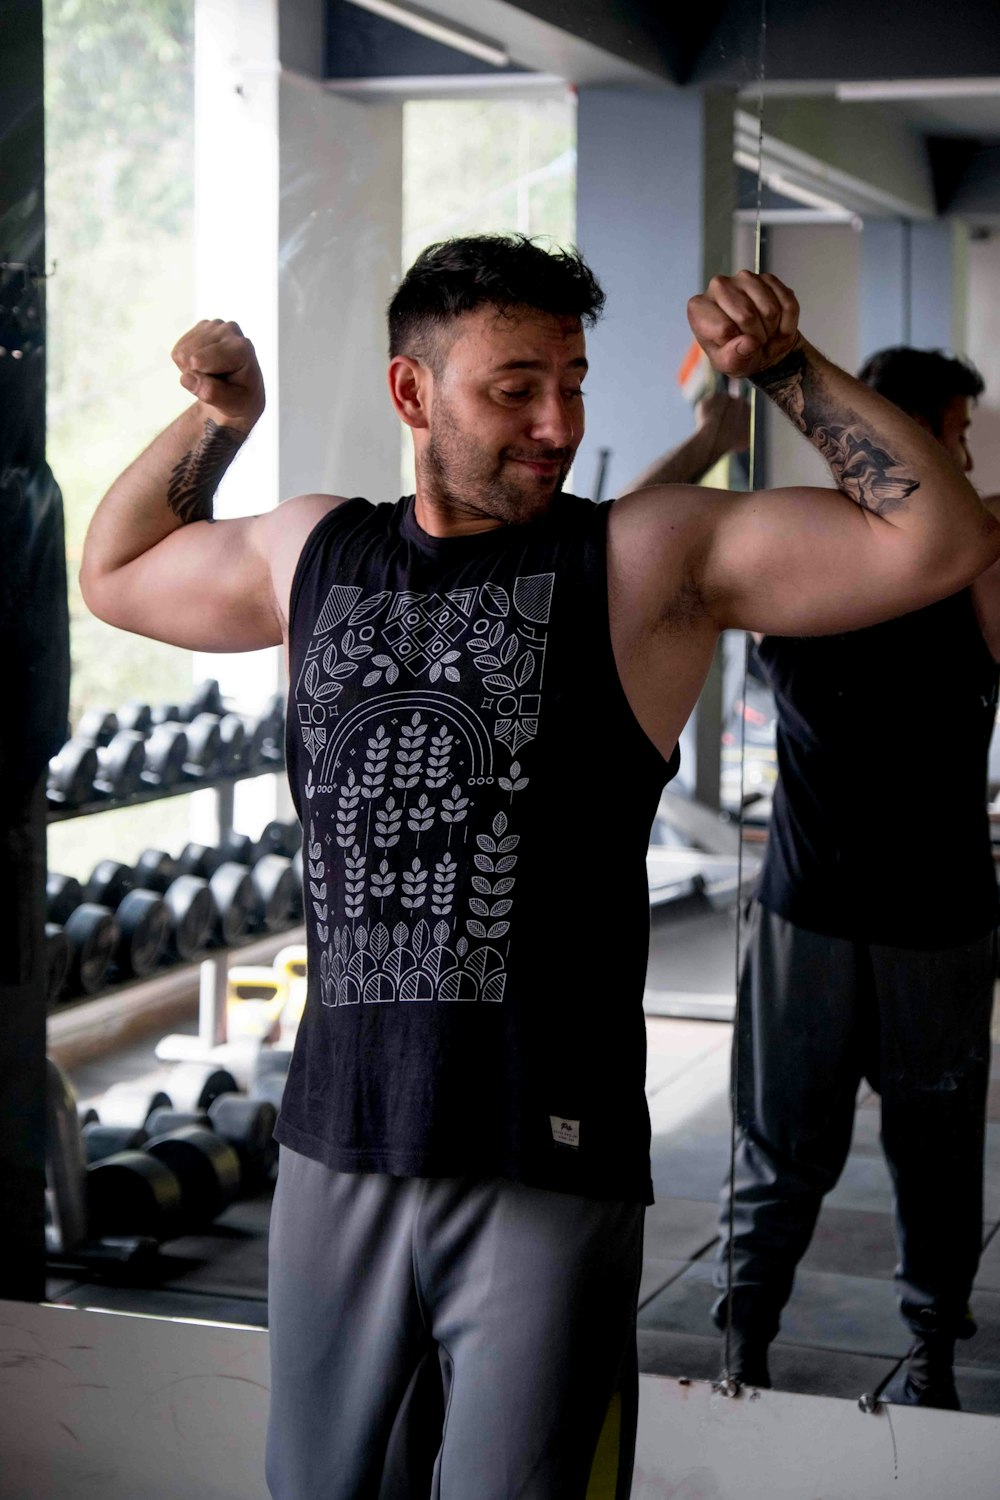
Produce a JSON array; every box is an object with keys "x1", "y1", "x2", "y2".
[
  {"x1": 757, "y1": 590, "x2": 999, "y2": 948},
  {"x1": 276, "y1": 495, "x2": 676, "y2": 1204}
]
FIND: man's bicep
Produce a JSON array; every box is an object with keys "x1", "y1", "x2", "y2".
[
  {"x1": 82, "y1": 515, "x2": 282, "y2": 651},
  {"x1": 701, "y1": 484, "x2": 922, "y2": 636}
]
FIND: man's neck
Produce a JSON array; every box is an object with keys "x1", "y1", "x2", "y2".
[{"x1": 412, "y1": 487, "x2": 507, "y2": 539}]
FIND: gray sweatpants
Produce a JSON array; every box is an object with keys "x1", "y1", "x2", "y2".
[{"x1": 266, "y1": 1148, "x2": 644, "y2": 1500}]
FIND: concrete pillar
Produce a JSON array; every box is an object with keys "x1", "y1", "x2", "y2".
[
  {"x1": 861, "y1": 217, "x2": 969, "y2": 362},
  {"x1": 575, "y1": 87, "x2": 735, "y2": 499},
  {"x1": 575, "y1": 86, "x2": 735, "y2": 807}
]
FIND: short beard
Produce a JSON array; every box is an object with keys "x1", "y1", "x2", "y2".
[{"x1": 421, "y1": 406, "x2": 570, "y2": 527}]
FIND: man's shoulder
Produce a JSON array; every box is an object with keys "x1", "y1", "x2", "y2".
[{"x1": 605, "y1": 483, "x2": 713, "y2": 580}]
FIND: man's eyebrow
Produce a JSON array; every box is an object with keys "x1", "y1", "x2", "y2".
[{"x1": 488, "y1": 357, "x2": 589, "y2": 374}]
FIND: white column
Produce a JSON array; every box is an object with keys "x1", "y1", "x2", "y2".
[{"x1": 193, "y1": 0, "x2": 403, "y2": 833}]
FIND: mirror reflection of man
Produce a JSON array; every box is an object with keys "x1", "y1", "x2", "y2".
[
  {"x1": 81, "y1": 240, "x2": 1000, "y2": 1497},
  {"x1": 711, "y1": 347, "x2": 999, "y2": 1410}
]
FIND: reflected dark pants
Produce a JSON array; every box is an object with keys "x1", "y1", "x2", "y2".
[{"x1": 714, "y1": 902, "x2": 994, "y2": 1340}]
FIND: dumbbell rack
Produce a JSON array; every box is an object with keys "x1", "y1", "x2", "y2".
[{"x1": 48, "y1": 765, "x2": 295, "y2": 1050}]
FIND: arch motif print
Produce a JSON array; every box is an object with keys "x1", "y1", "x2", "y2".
[{"x1": 294, "y1": 575, "x2": 554, "y2": 1006}]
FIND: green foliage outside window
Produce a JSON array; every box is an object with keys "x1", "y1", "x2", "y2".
[{"x1": 44, "y1": 0, "x2": 198, "y2": 873}]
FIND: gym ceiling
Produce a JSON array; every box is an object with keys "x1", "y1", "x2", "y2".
[{"x1": 322, "y1": 0, "x2": 1000, "y2": 216}]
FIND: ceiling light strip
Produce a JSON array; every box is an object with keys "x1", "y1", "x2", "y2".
[{"x1": 343, "y1": 0, "x2": 510, "y2": 69}]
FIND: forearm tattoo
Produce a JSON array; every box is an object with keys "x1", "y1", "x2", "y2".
[
  {"x1": 167, "y1": 420, "x2": 244, "y2": 524},
  {"x1": 752, "y1": 348, "x2": 920, "y2": 516}
]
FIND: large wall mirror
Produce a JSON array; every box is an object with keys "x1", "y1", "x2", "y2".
[{"x1": 11, "y1": 0, "x2": 1000, "y2": 1488}]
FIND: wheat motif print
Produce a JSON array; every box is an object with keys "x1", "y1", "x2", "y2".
[{"x1": 296, "y1": 574, "x2": 555, "y2": 1005}]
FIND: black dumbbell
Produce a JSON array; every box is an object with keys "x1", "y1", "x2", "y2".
[
  {"x1": 47, "y1": 740, "x2": 99, "y2": 808},
  {"x1": 182, "y1": 679, "x2": 226, "y2": 721},
  {"x1": 134, "y1": 849, "x2": 180, "y2": 894},
  {"x1": 139, "y1": 847, "x2": 255, "y2": 950},
  {"x1": 162, "y1": 874, "x2": 216, "y2": 960},
  {"x1": 85, "y1": 859, "x2": 135, "y2": 909},
  {"x1": 209, "y1": 861, "x2": 263, "y2": 944},
  {"x1": 86, "y1": 1150, "x2": 185, "y2": 1241},
  {"x1": 207, "y1": 1093, "x2": 278, "y2": 1193},
  {"x1": 176, "y1": 713, "x2": 223, "y2": 779},
  {"x1": 78, "y1": 726, "x2": 147, "y2": 799},
  {"x1": 140, "y1": 722, "x2": 189, "y2": 789},
  {"x1": 254, "y1": 820, "x2": 301, "y2": 862},
  {"x1": 150, "y1": 702, "x2": 182, "y2": 727},
  {"x1": 176, "y1": 842, "x2": 225, "y2": 880},
  {"x1": 251, "y1": 854, "x2": 298, "y2": 931},
  {"x1": 81, "y1": 1122, "x2": 148, "y2": 1164},
  {"x1": 116, "y1": 700, "x2": 153, "y2": 735},
  {"x1": 218, "y1": 831, "x2": 255, "y2": 866},
  {"x1": 115, "y1": 889, "x2": 171, "y2": 979},
  {"x1": 76, "y1": 709, "x2": 119, "y2": 747},
  {"x1": 63, "y1": 904, "x2": 121, "y2": 996},
  {"x1": 243, "y1": 695, "x2": 285, "y2": 770},
  {"x1": 84, "y1": 861, "x2": 170, "y2": 979},
  {"x1": 217, "y1": 714, "x2": 248, "y2": 776},
  {"x1": 144, "y1": 1125, "x2": 241, "y2": 1229},
  {"x1": 48, "y1": 873, "x2": 84, "y2": 925}
]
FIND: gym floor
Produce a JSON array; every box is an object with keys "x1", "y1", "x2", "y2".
[{"x1": 48, "y1": 926, "x2": 1000, "y2": 1419}]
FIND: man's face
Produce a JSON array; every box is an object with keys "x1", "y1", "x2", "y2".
[
  {"x1": 936, "y1": 394, "x2": 974, "y2": 474},
  {"x1": 420, "y1": 304, "x2": 587, "y2": 525}
]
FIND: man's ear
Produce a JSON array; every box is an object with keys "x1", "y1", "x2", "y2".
[{"x1": 389, "y1": 356, "x2": 430, "y2": 429}]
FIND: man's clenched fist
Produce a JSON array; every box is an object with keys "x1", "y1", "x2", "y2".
[
  {"x1": 688, "y1": 271, "x2": 801, "y2": 381},
  {"x1": 171, "y1": 319, "x2": 265, "y2": 433}
]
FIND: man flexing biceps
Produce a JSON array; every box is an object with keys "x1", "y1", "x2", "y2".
[{"x1": 81, "y1": 241, "x2": 999, "y2": 1500}]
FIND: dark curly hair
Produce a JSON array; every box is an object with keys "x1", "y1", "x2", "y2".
[
  {"x1": 858, "y1": 346, "x2": 984, "y2": 436},
  {"x1": 388, "y1": 233, "x2": 605, "y2": 369}
]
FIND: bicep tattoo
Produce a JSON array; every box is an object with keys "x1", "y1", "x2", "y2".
[
  {"x1": 167, "y1": 420, "x2": 244, "y2": 524},
  {"x1": 752, "y1": 349, "x2": 919, "y2": 516}
]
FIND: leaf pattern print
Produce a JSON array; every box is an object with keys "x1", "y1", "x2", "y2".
[
  {"x1": 362, "y1": 725, "x2": 391, "y2": 800},
  {"x1": 336, "y1": 770, "x2": 360, "y2": 847},
  {"x1": 402, "y1": 858, "x2": 428, "y2": 910},
  {"x1": 425, "y1": 726, "x2": 454, "y2": 789},
  {"x1": 393, "y1": 712, "x2": 427, "y2": 790},
  {"x1": 431, "y1": 853, "x2": 456, "y2": 915},
  {"x1": 407, "y1": 793, "x2": 435, "y2": 838},
  {"x1": 374, "y1": 796, "x2": 402, "y2": 849},
  {"x1": 294, "y1": 573, "x2": 555, "y2": 1006}
]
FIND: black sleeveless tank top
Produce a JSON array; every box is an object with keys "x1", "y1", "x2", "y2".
[
  {"x1": 756, "y1": 590, "x2": 999, "y2": 948},
  {"x1": 276, "y1": 494, "x2": 676, "y2": 1203}
]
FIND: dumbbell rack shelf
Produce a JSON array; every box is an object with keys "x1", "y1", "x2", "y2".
[
  {"x1": 46, "y1": 763, "x2": 282, "y2": 823},
  {"x1": 47, "y1": 757, "x2": 292, "y2": 1057}
]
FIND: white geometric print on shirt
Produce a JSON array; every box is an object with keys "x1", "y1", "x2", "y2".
[{"x1": 295, "y1": 574, "x2": 554, "y2": 1008}]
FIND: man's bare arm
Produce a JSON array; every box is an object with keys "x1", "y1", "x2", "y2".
[
  {"x1": 80, "y1": 320, "x2": 342, "y2": 650},
  {"x1": 624, "y1": 390, "x2": 750, "y2": 491},
  {"x1": 616, "y1": 274, "x2": 1000, "y2": 640}
]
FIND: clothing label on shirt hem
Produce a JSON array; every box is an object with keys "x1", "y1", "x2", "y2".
[{"x1": 549, "y1": 1116, "x2": 580, "y2": 1149}]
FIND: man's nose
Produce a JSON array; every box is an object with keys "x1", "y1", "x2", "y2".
[{"x1": 530, "y1": 394, "x2": 576, "y2": 449}]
